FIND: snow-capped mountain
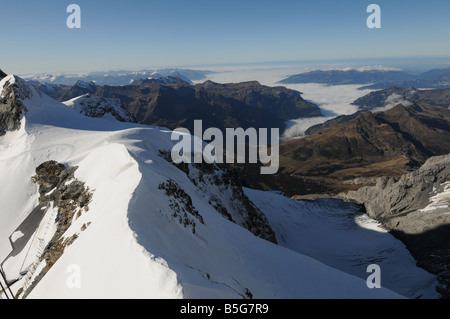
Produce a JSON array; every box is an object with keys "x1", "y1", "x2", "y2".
[
  {"x1": 0, "y1": 72, "x2": 439, "y2": 299},
  {"x1": 74, "y1": 80, "x2": 96, "y2": 91},
  {"x1": 63, "y1": 94, "x2": 135, "y2": 123},
  {"x1": 20, "y1": 68, "x2": 211, "y2": 86}
]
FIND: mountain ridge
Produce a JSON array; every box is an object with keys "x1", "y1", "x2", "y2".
[{"x1": 0, "y1": 71, "x2": 411, "y2": 299}]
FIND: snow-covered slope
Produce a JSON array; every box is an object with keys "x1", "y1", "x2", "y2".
[
  {"x1": 244, "y1": 189, "x2": 439, "y2": 299},
  {"x1": 0, "y1": 73, "x2": 428, "y2": 299}
]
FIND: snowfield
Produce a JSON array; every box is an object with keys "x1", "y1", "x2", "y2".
[{"x1": 0, "y1": 74, "x2": 438, "y2": 299}]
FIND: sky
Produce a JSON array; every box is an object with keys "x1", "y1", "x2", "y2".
[{"x1": 1, "y1": 0, "x2": 450, "y2": 74}]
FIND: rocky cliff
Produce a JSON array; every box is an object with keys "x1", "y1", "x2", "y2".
[
  {"x1": 341, "y1": 154, "x2": 450, "y2": 298},
  {"x1": 0, "y1": 75, "x2": 33, "y2": 136}
]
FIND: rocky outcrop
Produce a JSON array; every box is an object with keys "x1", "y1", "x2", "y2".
[
  {"x1": 59, "y1": 80, "x2": 97, "y2": 102},
  {"x1": 32, "y1": 160, "x2": 92, "y2": 212},
  {"x1": 342, "y1": 154, "x2": 450, "y2": 221},
  {"x1": 0, "y1": 75, "x2": 31, "y2": 136},
  {"x1": 20, "y1": 161, "x2": 92, "y2": 298},
  {"x1": 63, "y1": 94, "x2": 136, "y2": 123},
  {"x1": 341, "y1": 154, "x2": 450, "y2": 298},
  {"x1": 158, "y1": 179, "x2": 204, "y2": 234},
  {"x1": 159, "y1": 150, "x2": 278, "y2": 244}
]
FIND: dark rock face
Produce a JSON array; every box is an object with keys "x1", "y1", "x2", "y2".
[
  {"x1": 0, "y1": 69, "x2": 7, "y2": 80},
  {"x1": 59, "y1": 80, "x2": 97, "y2": 101},
  {"x1": 158, "y1": 179, "x2": 204, "y2": 234},
  {"x1": 0, "y1": 76, "x2": 30, "y2": 136},
  {"x1": 68, "y1": 94, "x2": 136, "y2": 123},
  {"x1": 32, "y1": 160, "x2": 92, "y2": 210},
  {"x1": 342, "y1": 154, "x2": 450, "y2": 298}
]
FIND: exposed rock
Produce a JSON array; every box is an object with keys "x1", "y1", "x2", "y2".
[
  {"x1": 59, "y1": 80, "x2": 97, "y2": 101},
  {"x1": 342, "y1": 154, "x2": 450, "y2": 221},
  {"x1": 63, "y1": 93, "x2": 136, "y2": 123},
  {"x1": 341, "y1": 154, "x2": 450, "y2": 298},
  {"x1": 32, "y1": 160, "x2": 92, "y2": 211},
  {"x1": 159, "y1": 150, "x2": 277, "y2": 244},
  {"x1": 21, "y1": 161, "x2": 93, "y2": 298},
  {"x1": 158, "y1": 179, "x2": 204, "y2": 234},
  {"x1": 0, "y1": 75, "x2": 30, "y2": 136},
  {"x1": 245, "y1": 101, "x2": 450, "y2": 197}
]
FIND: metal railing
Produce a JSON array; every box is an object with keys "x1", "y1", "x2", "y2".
[{"x1": 0, "y1": 267, "x2": 14, "y2": 299}]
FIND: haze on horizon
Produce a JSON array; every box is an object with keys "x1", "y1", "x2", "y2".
[{"x1": 1, "y1": 0, "x2": 450, "y2": 74}]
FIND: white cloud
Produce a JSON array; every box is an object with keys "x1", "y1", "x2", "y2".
[
  {"x1": 372, "y1": 93, "x2": 413, "y2": 113},
  {"x1": 282, "y1": 116, "x2": 332, "y2": 141}
]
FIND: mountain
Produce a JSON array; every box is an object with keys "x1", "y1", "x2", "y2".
[
  {"x1": 240, "y1": 102, "x2": 450, "y2": 197},
  {"x1": 304, "y1": 112, "x2": 363, "y2": 135},
  {"x1": 0, "y1": 75, "x2": 35, "y2": 136},
  {"x1": 195, "y1": 81, "x2": 322, "y2": 120},
  {"x1": 33, "y1": 78, "x2": 321, "y2": 134},
  {"x1": 60, "y1": 80, "x2": 97, "y2": 101},
  {"x1": 95, "y1": 79, "x2": 322, "y2": 133},
  {"x1": 306, "y1": 86, "x2": 450, "y2": 136},
  {"x1": 2, "y1": 71, "x2": 439, "y2": 299},
  {"x1": 352, "y1": 87, "x2": 450, "y2": 110},
  {"x1": 279, "y1": 67, "x2": 450, "y2": 89},
  {"x1": 360, "y1": 67, "x2": 450, "y2": 90},
  {"x1": 279, "y1": 69, "x2": 415, "y2": 85},
  {"x1": 22, "y1": 68, "x2": 212, "y2": 86},
  {"x1": 33, "y1": 80, "x2": 97, "y2": 102},
  {"x1": 62, "y1": 94, "x2": 135, "y2": 122},
  {"x1": 341, "y1": 154, "x2": 450, "y2": 298}
]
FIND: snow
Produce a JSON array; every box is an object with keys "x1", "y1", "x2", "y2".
[
  {"x1": 420, "y1": 181, "x2": 450, "y2": 213},
  {"x1": 62, "y1": 94, "x2": 133, "y2": 122},
  {"x1": 10, "y1": 231, "x2": 24, "y2": 243},
  {"x1": 0, "y1": 74, "x2": 434, "y2": 299},
  {"x1": 244, "y1": 189, "x2": 439, "y2": 299},
  {"x1": 75, "y1": 80, "x2": 96, "y2": 90}
]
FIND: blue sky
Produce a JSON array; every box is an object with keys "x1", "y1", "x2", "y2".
[{"x1": 1, "y1": 0, "x2": 450, "y2": 74}]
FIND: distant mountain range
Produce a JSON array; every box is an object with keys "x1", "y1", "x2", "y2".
[
  {"x1": 352, "y1": 87, "x2": 450, "y2": 110},
  {"x1": 3, "y1": 70, "x2": 424, "y2": 299},
  {"x1": 279, "y1": 67, "x2": 450, "y2": 89},
  {"x1": 239, "y1": 101, "x2": 450, "y2": 197},
  {"x1": 34, "y1": 77, "x2": 322, "y2": 134},
  {"x1": 22, "y1": 68, "x2": 213, "y2": 86}
]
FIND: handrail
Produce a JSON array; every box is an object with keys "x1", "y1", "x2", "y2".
[{"x1": 0, "y1": 267, "x2": 14, "y2": 299}]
